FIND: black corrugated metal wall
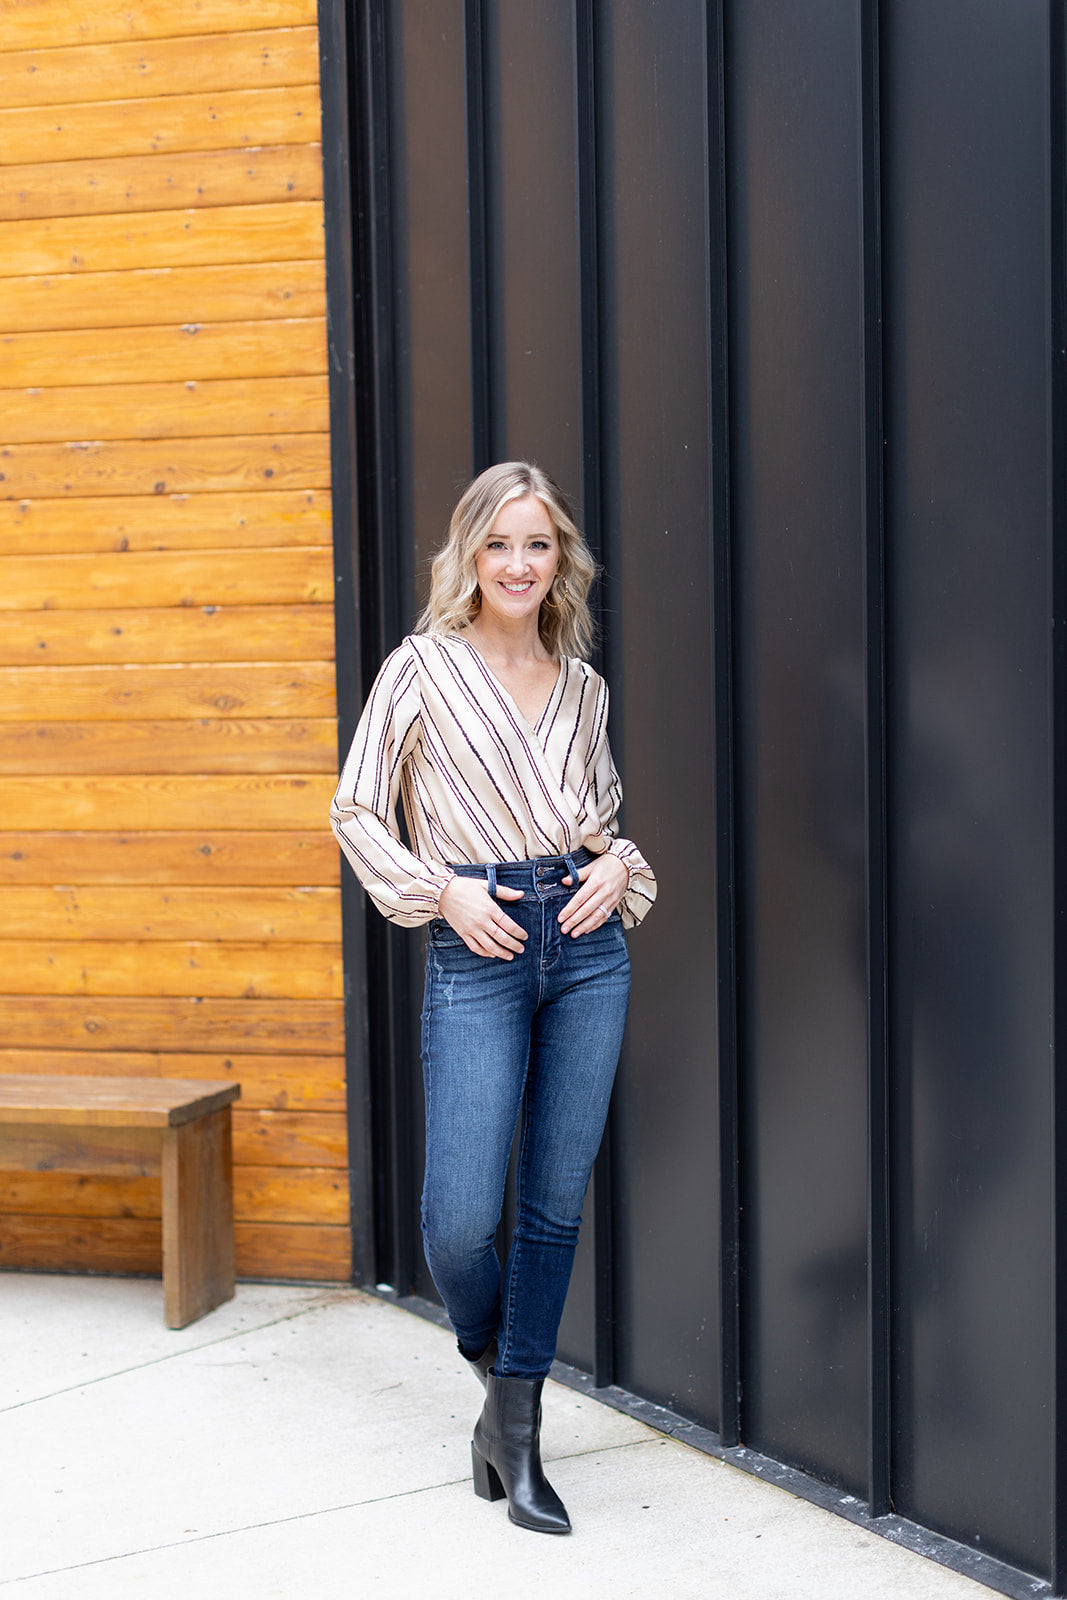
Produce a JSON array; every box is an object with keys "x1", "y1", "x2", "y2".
[{"x1": 322, "y1": 1, "x2": 1067, "y2": 1591}]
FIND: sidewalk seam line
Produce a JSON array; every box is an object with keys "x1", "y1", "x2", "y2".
[
  {"x1": 0, "y1": 1438, "x2": 665, "y2": 1587},
  {"x1": 0, "y1": 1293, "x2": 351, "y2": 1415}
]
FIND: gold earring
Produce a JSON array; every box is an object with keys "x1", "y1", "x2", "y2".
[{"x1": 544, "y1": 575, "x2": 569, "y2": 611}]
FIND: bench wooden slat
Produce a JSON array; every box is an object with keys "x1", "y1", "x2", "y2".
[{"x1": 0, "y1": 1073, "x2": 240, "y2": 1127}]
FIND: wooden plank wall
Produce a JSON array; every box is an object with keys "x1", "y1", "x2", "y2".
[{"x1": 0, "y1": 0, "x2": 349, "y2": 1283}]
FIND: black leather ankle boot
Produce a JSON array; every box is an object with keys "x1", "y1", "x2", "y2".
[
  {"x1": 471, "y1": 1371, "x2": 571, "y2": 1534},
  {"x1": 463, "y1": 1336, "x2": 498, "y2": 1389}
]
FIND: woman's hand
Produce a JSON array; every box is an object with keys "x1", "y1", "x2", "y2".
[
  {"x1": 438, "y1": 876, "x2": 528, "y2": 960},
  {"x1": 558, "y1": 853, "x2": 629, "y2": 938}
]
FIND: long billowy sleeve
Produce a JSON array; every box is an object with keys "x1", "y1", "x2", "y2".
[
  {"x1": 588, "y1": 683, "x2": 657, "y2": 930},
  {"x1": 329, "y1": 643, "x2": 454, "y2": 927}
]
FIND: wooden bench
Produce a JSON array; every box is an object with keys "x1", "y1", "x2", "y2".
[{"x1": 0, "y1": 1075, "x2": 240, "y2": 1329}]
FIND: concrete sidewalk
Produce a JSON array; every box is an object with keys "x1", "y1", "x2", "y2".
[{"x1": 1, "y1": 1274, "x2": 995, "y2": 1600}]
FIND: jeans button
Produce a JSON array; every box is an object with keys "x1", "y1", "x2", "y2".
[{"x1": 536, "y1": 865, "x2": 546, "y2": 877}]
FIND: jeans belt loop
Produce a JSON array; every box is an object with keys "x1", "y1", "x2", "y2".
[
  {"x1": 485, "y1": 863, "x2": 498, "y2": 899},
  {"x1": 563, "y1": 852, "x2": 581, "y2": 887}
]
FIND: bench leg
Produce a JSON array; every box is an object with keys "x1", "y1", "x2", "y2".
[{"x1": 161, "y1": 1106, "x2": 236, "y2": 1329}]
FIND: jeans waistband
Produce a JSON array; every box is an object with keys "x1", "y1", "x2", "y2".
[{"x1": 448, "y1": 847, "x2": 594, "y2": 899}]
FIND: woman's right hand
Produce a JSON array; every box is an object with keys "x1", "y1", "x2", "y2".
[{"x1": 437, "y1": 877, "x2": 528, "y2": 960}]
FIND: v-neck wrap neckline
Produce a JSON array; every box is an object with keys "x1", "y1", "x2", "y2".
[{"x1": 453, "y1": 634, "x2": 563, "y2": 738}]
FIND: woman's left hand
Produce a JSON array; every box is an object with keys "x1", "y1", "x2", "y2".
[{"x1": 558, "y1": 852, "x2": 629, "y2": 937}]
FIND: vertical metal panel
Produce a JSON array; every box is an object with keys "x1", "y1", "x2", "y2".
[
  {"x1": 883, "y1": 0, "x2": 1052, "y2": 1570},
  {"x1": 1051, "y1": 2, "x2": 1067, "y2": 1585},
  {"x1": 465, "y1": 0, "x2": 493, "y2": 472},
  {"x1": 597, "y1": 0, "x2": 720, "y2": 1427},
  {"x1": 329, "y1": 1, "x2": 1067, "y2": 1581},
  {"x1": 386, "y1": 0, "x2": 473, "y2": 612},
  {"x1": 376, "y1": 0, "x2": 475, "y2": 1301},
  {"x1": 707, "y1": 0, "x2": 741, "y2": 1449},
  {"x1": 482, "y1": 0, "x2": 583, "y2": 497},
  {"x1": 727, "y1": 0, "x2": 870, "y2": 1492},
  {"x1": 575, "y1": 0, "x2": 603, "y2": 574},
  {"x1": 859, "y1": 0, "x2": 890, "y2": 1520}
]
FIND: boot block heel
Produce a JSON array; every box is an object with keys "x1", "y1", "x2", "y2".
[{"x1": 471, "y1": 1443, "x2": 506, "y2": 1502}]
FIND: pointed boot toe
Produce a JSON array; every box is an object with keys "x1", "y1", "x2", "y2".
[{"x1": 472, "y1": 1372, "x2": 571, "y2": 1535}]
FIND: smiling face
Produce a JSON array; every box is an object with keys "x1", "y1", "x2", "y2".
[{"x1": 473, "y1": 493, "x2": 560, "y2": 632}]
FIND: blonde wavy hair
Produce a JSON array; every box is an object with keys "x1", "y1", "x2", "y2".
[{"x1": 416, "y1": 462, "x2": 598, "y2": 660}]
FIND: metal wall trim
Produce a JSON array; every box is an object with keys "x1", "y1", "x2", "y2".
[
  {"x1": 708, "y1": 0, "x2": 741, "y2": 1449},
  {"x1": 859, "y1": 0, "x2": 891, "y2": 1522},
  {"x1": 348, "y1": 0, "x2": 419, "y2": 1295},
  {"x1": 1048, "y1": 0, "x2": 1067, "y2": 1586},
  {"x1": 318, "y1": 0, "x2": 374, "y2": 1286},
  {"x1": 464, "y1": 0, "x2": 492, "y2": 475},
  {"x1": 574, "y1": 0, "x2": 615, "y2": 1389}
]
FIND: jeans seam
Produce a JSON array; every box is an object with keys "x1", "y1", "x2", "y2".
[{"x1": 499, "y1": 1049, "x2": 536, "y2": 1376}]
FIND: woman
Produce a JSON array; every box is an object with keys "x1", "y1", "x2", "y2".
[{"x1": 330, "y1": 462, "x2": 655, "y2": 1534}]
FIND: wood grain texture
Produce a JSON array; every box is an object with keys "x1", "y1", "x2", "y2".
[
  {"x1": 0, "y1": 1051, "x2": 346, "y2": 1111},
  {"x1": 0, "y1": 83, "x2": 322, "y2": 167},
  {"x1": 2, "y1": 319, "x2": 328, "y2": 388},
  {"x1": 0, "y1": 434, "x2": 331, "y2": 498},
  {"x1": 0, "y1": 1213, "x2": 163, "y2": 1273},
  {"x1": 0, "y1": 719, "x2": 337, "y2": 775},
  {"x1": 0, "y1": 263, "x2": 326, "y2": 334},
  {"x1": 234, "y1": 1219, "x2": 349, "y2": 1279},
  {"x1": 0, "y1": 885, "x2": 341, "y2": 941},
  {"x1": 0, "y1": 546, "x2": 332, "y2": 607},
  {"x1": 232, "y1": 1108, "x2": 346, "y2": 1167},
  {"x1": 0, "y1": 1, "x2": 320, "y2": 52},
  {"x1": 0, "y1": 201, "x2": 325, "y2": 279},
  {"x1": 0, "y1": 831, "x2": 340, "y2": 884},
  {"x1": 0, "y1": 1170, "x2": 160, "y2": 1217},
  {"x1": 0, "y1": 490, "x2": 330, "y2": 554},
  {"x1": 0, "y1": 1123, "x2": 161, "y2": 1174},
  {"x1": 0, "y1": 774, "x2": 334, "y2": 830},
  {"x1": 0, "y1": 1073, "x2": 239, "y2": 1126},
  {"x1": 0, "y1": 605, "x2": 335, "y2": 665},
  {"x1": 232, "y1": 1163, "x2": 346, "y2": 1223},
  {"x1": 0, "y1": 26, "x2": 320, "y2": 110},
  {"x1": 0, "y1": 1213, "x2": 350, "y2": 1282},
  {"x1": 0, "y1": 996, "x2": 344, "y2": 1053},
  {"x1": 0, "y1": 2, "x2": 345, "y2": 1290},
  {"x1": 1, "y1": 143, "x2": 324, "y2": 223},
  {"x1": 0, "y1": 1165, "x2": 347, "y2": 1224},
  {"x1": 0, "y1": 1212, "x2": 349, "y2": 1280},
  {"x1": 162, "y1": 1106, "x2": 234, "y2": 1325},
  {"x1": 0, "y1": 376, "x2": 329, "y2": 443},
  {"x1": 0, "y1": 661, "x2": 335, "y2": 720},
  {"x1": 0, "y1": 939, "x2": 342, "y2": 998}
]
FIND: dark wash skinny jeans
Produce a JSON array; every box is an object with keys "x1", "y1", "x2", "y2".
[{"x1": 420, "y1": 849, "x2": 631, "y2": 1379}]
